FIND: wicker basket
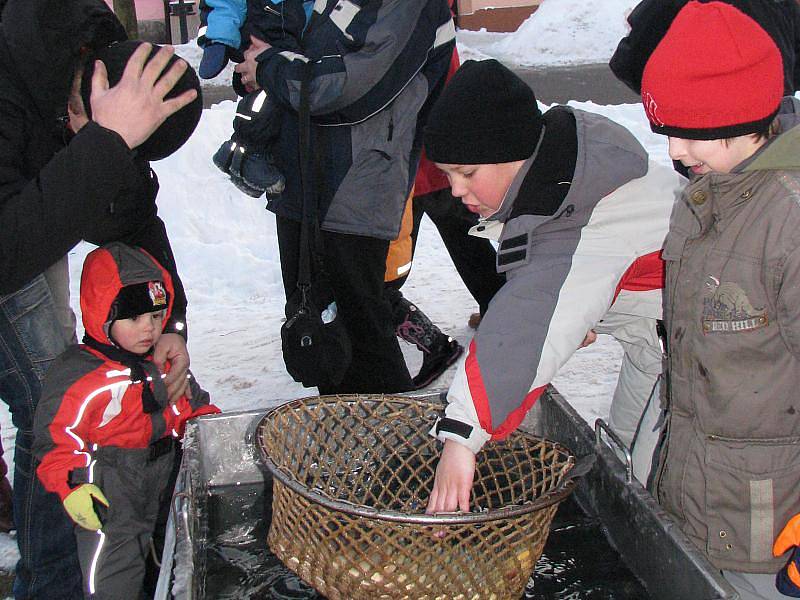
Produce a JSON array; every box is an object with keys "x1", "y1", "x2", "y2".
[{"x1": 256, "y1": 395, "x2": 577, "y2": 600}]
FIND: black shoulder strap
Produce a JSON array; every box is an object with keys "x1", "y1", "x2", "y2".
[{"x1": 297, "y1": 60, "x2": 315, "y2": 289}]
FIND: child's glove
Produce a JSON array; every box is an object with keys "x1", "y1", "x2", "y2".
[
  {"x1": 774, "y1": 513, "x2": 800, "y2": 597},
  {"x1": 63, "y1": 484, "x2": 109, "y2": 531}
]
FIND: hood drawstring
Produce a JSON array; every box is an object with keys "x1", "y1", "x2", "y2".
[{"x1": 82, "y1": 335, "x2": 163, "y2": 414}]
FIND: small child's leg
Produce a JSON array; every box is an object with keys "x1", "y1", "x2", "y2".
[
  {"x1": 74, "y1": 448, "x2": 175, "y2": 599},
  {"x1": 73, "y1": 468, "x2": 149, "y2": 599}
]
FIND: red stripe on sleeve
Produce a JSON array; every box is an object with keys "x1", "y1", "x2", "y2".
[
  {"x1": 465, "y1": 338, "x2": 493, "y2": 432},
  {"x1": 466, "y1": 338, "x2": 547, "y2": 440},
  {"x1": 613, "y1": 250, "x2": 665, "y2": 302},
  {"x1": 490, "y1": 385, "x2": 547, "y2": 441}
]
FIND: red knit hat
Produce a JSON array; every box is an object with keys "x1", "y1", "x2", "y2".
[{"x1": 641, "y1": 1, "x2": 783, "y2": 140}]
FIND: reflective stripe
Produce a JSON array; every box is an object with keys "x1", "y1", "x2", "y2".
[
  {"x1": 105, "y1": 369, "x2": 130, "y2": 378},
  {"x1": 197, "y1": 25, "x2": 207, "y2": 37},
  {"x1": 66, "y1": 381, "x2": 130, "y2": 465},
  {"x1": 434, "y1": 19, "x2": 456, "y2": 49},
  {"x1": 329, "y1": 0, "x2": 359, "y2": 41},
  {"x1": 279, "y1": 50, "x2": 310, "y2": 63},
  {"x1": 235, "y1": 113, "x2": 253, "y2": 121},
  {"x1": 396, "y1": 261, "x2": 412, "y2": 276},
  {"x1": 750, "y1": 479, "x2": 773, "y2": 562},
  {"x1": 88, "y1": 530, "x2": 106, "y2": 595},
  {"x1": 251, "y1": 90, "x2": 268, "y2": 113}
]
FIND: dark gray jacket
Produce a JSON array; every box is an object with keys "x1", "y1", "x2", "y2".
[
  {"x1": 0, "y1": 0, "x2": 188, "y2": 330},
  {"x1": 256, "y1": 0, "x2": 455, "y2": 239}
]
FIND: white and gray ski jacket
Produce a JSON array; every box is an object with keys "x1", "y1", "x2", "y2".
[{"x1": 434, "y1": 106, "x2": 683, "y2": 453}]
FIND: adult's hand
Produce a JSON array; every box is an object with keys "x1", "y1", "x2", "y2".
[
  {"x1": 234, "y1": 36, "x2": 272, "y2": 93},
  {"x1": 153, "y1": 332, "x2": 191, "y2": 403},
  {"x1": 426, "y1": 439, "x2": 476, "y2": 514},
  {"x1": 90, "y1": 43, "x2": 198, "y2": 149}
]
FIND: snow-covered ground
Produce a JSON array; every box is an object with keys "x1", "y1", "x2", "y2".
[
  {"x1": 458, "y1": 0, "x2": 639, "y2": 66},
  {"x1": 0, "y1": 0, "x2": 651, "y2": 577}
]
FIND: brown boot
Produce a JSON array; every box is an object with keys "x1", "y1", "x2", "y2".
[
  {"x1": 468, "y1": 312, "x2": 482, "y2": 329},
  {"x1": 0, "y1": 477, "x2": 14, "y2": 533}
]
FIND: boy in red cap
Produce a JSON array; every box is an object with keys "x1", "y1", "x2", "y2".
[
  {"x1": 32, "y1": 243, "x2": 219, "y2": 600},
  {"x1": 640, "y1": 2, "x2": 800, "y2": 597}
]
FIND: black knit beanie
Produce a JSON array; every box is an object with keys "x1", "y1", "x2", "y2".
[
  {"x1": 424, "y1": 59, "x2": 543, "y2": 165},
  {"x1": 81, "y1": 40, "x2": 203, "y2": 161},
  {"x1": 107, "y1": 280, "x2": 169, "y2": 323}
]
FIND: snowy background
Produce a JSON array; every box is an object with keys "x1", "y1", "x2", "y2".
[{"x1": 0, "y1": 0, "x2": 652, "y2": 575}]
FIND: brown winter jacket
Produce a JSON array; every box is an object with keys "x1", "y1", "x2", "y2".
[{"x1": 658, "y1": 97, "x2": 800, "y2": 573}]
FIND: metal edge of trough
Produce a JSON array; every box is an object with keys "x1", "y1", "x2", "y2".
[
  {"x1": 161, "y1": 389, "x2": 739, "y2": 600},
  {"x1": 525, "y1": 387, "x2": 738, "y2": 600}
]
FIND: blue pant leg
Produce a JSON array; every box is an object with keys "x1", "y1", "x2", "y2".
[
  {"x1": 0, "y1": 276, "x2": 82, "y2": 600},
  {"x1": 205, "y1": 0, "x2": 246, "y2": 47}
]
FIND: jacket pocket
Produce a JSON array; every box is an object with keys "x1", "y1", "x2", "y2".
[
  {"x1": 324, "y1": 75, "x2": 427, "y2": 239},
  {"x1": 704, "y1": 435, "x2": 800, "y2": 566}
]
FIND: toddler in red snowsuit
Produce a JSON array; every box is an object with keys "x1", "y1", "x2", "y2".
[{"x1": 33, "y1": 242, "x2": 219, "y2": 599}]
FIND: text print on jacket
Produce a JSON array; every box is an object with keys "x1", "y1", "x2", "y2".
[{"x1": 436, "y1": 107, "x2": 683, "y2": 452}]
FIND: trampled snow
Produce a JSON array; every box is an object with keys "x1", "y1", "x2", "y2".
[{"x1": 0, "y1": 1, "x2": 652, "y2": 575}]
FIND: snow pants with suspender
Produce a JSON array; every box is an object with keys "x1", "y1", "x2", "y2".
[{"x1": 73, "y1": 443, "x2": 175, "y2": 599}]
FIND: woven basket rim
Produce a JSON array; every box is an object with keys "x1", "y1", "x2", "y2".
[{"x1": 256, "y1": 395, "x2": 578, "y2": 525}]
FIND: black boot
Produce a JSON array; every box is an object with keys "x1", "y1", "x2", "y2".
[
  {"x1": 388, "y1": 290, "x2": 464, "y2": 389},
  {"x1": 413, "y1": 337, "x2": 463, "y2": 389}
]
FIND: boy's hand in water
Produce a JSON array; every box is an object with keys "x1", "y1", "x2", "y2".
[{"x1": 426, "y1": 439, "x2": 476, "y2": 513}]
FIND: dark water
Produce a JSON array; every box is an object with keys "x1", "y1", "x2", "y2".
[{"x1": 202, "y1": 484, "x2": 649, "y2": 599}]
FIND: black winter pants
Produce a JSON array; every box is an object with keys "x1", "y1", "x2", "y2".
[
  {"x1": 411, "y1": 188, "x2": 505, "y2": 315},
  {"x1": 276, "y1": 216, "x2": 414, "y2": 394}
]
